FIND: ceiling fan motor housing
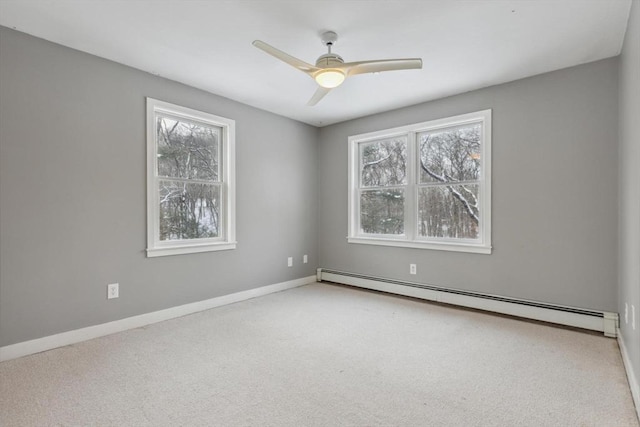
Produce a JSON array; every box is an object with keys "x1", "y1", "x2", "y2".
[{"x1": 315, "y1": 53, "x2": 344, "y2": 68}]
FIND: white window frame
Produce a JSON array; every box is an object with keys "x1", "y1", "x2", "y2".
[
  {"x1": 348, "y1": 109, "x2": 492, "y2": 254},
  {"x1": 146, "y1": 98, "x2": 236, "y2": 257}
]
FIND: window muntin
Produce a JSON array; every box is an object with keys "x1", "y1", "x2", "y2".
[
  {"x1": 348, "y1": 110, "x2": 491, "y2": 254},
  {"x1": 147, "y1": 98, "x2": 236, "y2": 257}
]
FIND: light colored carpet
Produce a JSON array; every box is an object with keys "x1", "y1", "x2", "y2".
[{"x1": 1, "y1": 282, "x2": 637, "y2": 426}]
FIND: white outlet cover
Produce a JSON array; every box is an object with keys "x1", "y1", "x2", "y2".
[
  {"x1": 287, "y1": 257, "x2": 293, "y2": 267},
  {"x1": 303, "y1": 255, "x2": 308, "y2": 264},
  {"x1": 410, "y1": 264, "x2": 417, "y2": 275},
  {"x1": 107, "y1": 283, "x2": 119, "y2": 299},
  {"x1": 625, "y1": 303, "x2": 629, "y2": 324}
]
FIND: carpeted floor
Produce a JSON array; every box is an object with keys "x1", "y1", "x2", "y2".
[{"x1": 1, "y1": 282, "x2": 638, "y2": 426}]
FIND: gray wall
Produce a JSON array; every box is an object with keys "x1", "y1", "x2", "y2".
[
  {"x1": 318, "y1": 58, "x2": 619, "y2": 312},
  {"x1": 0, "y1": 27, "x2": 318, "y2": 347},
  {"x1": 618, "y1": 0, "x2": 640, "y2": 387}
]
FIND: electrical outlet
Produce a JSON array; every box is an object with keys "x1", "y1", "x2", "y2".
[
  {"x1": 303, "y1": 254, "x2": 308, "y2": 264},
  {"x1": 624, "y1": 303, "x2": 629, "y2": 324},
  {"x1": 107, "y1": 283, "x2": 119, "y2": 299},
  {"x1": 409, "y1": 264, "x2": 417, "y2": 275},
  {"x1": 633, "y1": 305, "x2": 636, "y2": 330},
  {"x1": 287, "y1": 257, "x2": 293, "y2": 267}
]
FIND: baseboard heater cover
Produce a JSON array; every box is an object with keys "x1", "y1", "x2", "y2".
[{"x1": 317, "y1": 268, "x2": 617, "y2": 337}]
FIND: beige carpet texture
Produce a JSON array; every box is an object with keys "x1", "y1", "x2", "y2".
[{"x1": 1, "y1": 282, "x2": 638, "y2": 426}]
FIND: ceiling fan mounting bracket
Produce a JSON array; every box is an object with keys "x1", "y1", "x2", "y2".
[{"x1": 320, "y1": 31, "x2": 338, "y2": 47}]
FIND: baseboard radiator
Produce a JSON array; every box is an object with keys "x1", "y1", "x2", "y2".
[{"x1": 317, "y1": 268, "x2": 618, "y2": 337}]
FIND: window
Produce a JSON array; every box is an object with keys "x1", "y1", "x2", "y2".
[
  {"x1": 146, "y1": 98, "x2": 236, "y2": 257},
  {"x1": 348, "y1": 110, "x2": 491, "y2": 254}
]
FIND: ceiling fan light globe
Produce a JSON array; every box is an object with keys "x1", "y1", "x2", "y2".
[{"x1": 315, "y1": 69, "x2": 345, "y2": 88}]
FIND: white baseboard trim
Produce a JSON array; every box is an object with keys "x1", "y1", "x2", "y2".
[
  {"x1": 618, "y1": 329, "x2": 640, "y2": 420},
  {"x1": 318, "y1": 268, "x2": 617, "y2": 336},
  {"x1": 0, "y1": 275, "x2": 316, "y2": 362}
]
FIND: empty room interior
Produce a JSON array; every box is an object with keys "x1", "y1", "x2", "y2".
[{"x1": 1, "y1": 0, "x2": 639, "y2": 425}]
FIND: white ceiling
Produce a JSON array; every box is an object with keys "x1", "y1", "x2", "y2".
[{"x1": 0, "y1": 0, "x2": 632, "y2": 127}]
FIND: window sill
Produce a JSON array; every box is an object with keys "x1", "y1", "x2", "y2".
[
  {"x1": 347, "y1": 236, "x2": 492, "y2": 254},
  {"x1": 146, "y1": 241, "x2": 237, "y2": 258}
]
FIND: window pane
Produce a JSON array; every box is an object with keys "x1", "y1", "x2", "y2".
[
  {"x1": 360, "y1": 137, "x2": 407, "y2": 187},
  {"x1": 419, "y1": 124, "x2": 481, "y2": 183},
  {"x1": 156, "y1": 115, "x2": 220, "y2": 180},
  {"x1": 159, "y1": 180, "x2": 220, "y2": 241},
  {"x1": 360, "y1": 189, "x2": 404, "y2": 235},
  {"x1": 418, "y1": 184, "x2": 479, "y2": 239}
]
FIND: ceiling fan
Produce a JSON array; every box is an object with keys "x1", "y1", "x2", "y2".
[{"x1": 252, "y1": 31, "x2": 423, "y2": 106}]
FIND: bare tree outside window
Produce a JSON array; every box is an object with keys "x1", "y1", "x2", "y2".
[
  {"x1": 360, "y1": 189, "x2": 405, "y2": 234},
  {"x1": 156, "y1": 116, "x2": 221, "y2": 241},
  {"x1": 359, "y1": 138, "x2": 407, "y2": 235},
  {"x1": 418, "y1": 124, "x2": 481, "y2": 239}
]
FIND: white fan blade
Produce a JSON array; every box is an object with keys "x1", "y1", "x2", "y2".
[
  {"x1": 252, "y1": 40, "x2": 319, "y2": 75},
  {"x1": 307, "y1": 86, "x2": 332, "y2": 106},
  {"x1": 339, "y1": 58, "x2": 422, "y2": 76}
]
